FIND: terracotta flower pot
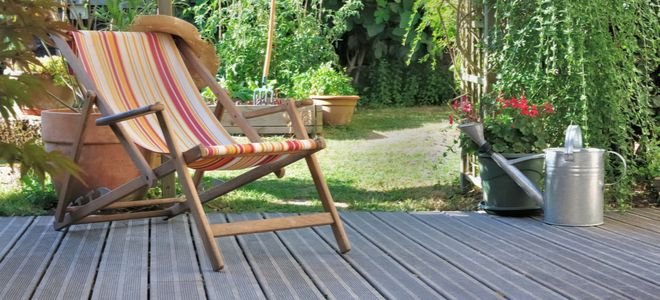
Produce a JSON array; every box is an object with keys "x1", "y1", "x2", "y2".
[
  {"x1": 311, "y1": 95, "x2": 359, "y2": 126},
  {"x1": 41, "y1": 109, "x2": 141, "y2": 200},
  {"x1": 23, "y1": 75, "x2": 74, "y2": 116}
]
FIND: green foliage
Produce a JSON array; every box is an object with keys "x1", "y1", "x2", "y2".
[
  {"x1": 95, "y1": 0, "x2": 157, "y2": 31},
  {"x1": 291, "y1": 62, "x2": 356, "y2": 98},
  {"x1": 490, "y1": 0, "x2": 660, "y2": 204},
  {"x1": 360, "y1": 59, "x2": 455, "y2": 106},
  {"x1": 27, "y1": 56, "x2": 76, "y2": 87},
  {"x1": 0, "y1": 0, "x2": 81, "y2": 184},
  {"x1": 483, "y1": 94, "x2": 556, "y2": 153},
  {"x1": 183, "y1": 0, "x2": 361, "y2": 100},
  {"x1": 338, "y1": 0, "x2": 457, "y2": 106},
  {"x1": 406, "y1": 0, "x2": 457, "y2": 66}
]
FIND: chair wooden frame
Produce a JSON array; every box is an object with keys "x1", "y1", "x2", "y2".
[{"x1": 49, "y1": 33, "x2": 350, "y2": 271}]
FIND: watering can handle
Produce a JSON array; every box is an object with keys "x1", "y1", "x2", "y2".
[
  {"x1": 564, "y1": 125, "x2": 583, "y2": 155},
  {"x1": 605, "y1": 151, "x2": 627, "y2": 186}
]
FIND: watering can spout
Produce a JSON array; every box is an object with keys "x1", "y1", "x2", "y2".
[{"x1": 458, "y1": 122, "x2": 544, "y2": 206}]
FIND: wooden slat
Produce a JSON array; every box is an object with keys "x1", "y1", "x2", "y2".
[
  {"x1": 628, "y1": 208, "x2": 660, "y2": 221},
  {"x1": 409, "y1": 212, "x2": 623, "y2": 299},
  {"x1": 150, "y1": 216, "x2": 206, "y2": 300},
  {"x1": 211, "y1": 213, "x2": 333, "y2": 237},
  {"x1": 191, "y1": 213, "x2": 266, "y2": 299},
  {"x1": 343, "y1": 212, "x2": 498, "y2": 299},
  {"x1": 0, "y1": 217, "x2": 33, "y2": 261},
  {"x1": 315, "y1": 215, "x2": 442, "y2": 299},
  {"x1": 449, "y1": 212, "x2": 660, "y2": 298},
  {"x1": 220, "y1": 104, "x2": 318, "y2": 136},
  {"x1": 494, "y1": 215, "x2": 660, "y2": 284},
  {"x1": 104, "y1": 197, "x2": 185, "y2": 209},
  {"x1": 91, "y1": 219, "x2": 149, "y2": 300},
  {"x1": 228, "y1": 213, "x2": 324, "y2": 299},
  {"x1": 599, "y1": 217, "x2": 660, "y2": 246},
  {"x1": 79, "y1": 209, "x2": 172, "y2": 224},
  {"x1": 0, "y1": 217, "x2": 65, "y2": 300},
  {"x1": 32, "y1": 223, "x2": 108, "y2": 300},
  {"x1": 265, "y1": 213, "x2": 383, "y2": 299},
  {"x1": 531, "y1": 216, "x2": 660, "y2": 264},
  {"x1": 606, "y1": 211, "x2": 660, "y2": 234},
  {"x1": 379, "y1": 212, "x2": 570, "y2": 299}
]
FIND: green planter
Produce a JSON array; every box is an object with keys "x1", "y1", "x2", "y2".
[{"x1": 478, "y1": 153, "x2": 544, "y2": 216}]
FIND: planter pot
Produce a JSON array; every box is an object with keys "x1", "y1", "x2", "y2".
[
  {"x1": 41, "y1": 109, "x2": 141, "y2": 200},
  {"x1": 23, "y1": 75, "x2": 74, "y2": 116},
  {"x1": 311, "y1": 95, "x2": 359, "y2": 126},
  {"x1": 478, "y1": 153, "x2": 544, "y2": 216}
]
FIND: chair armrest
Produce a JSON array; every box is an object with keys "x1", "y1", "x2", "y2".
[
  {"x1": 242, "y1": 99, "x2": 313, "y2": 119},
  {"x1": 96, "y1": 103, "x2": 164, "y2": 126}
]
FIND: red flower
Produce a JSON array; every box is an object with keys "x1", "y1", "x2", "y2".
[
  {"x1": 544, "y1": 102, "x2": 554, "y2": 113},
  {"x1": 529, "y1": 105, "x2": 539, "y2": 117},
  {"x1": 449, "y1": 115, "x2": 453, "y2": 125}
]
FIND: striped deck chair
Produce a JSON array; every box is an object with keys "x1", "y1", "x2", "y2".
[{"x1": 49, "y1": 29, "x2": 350, "y2": 271}]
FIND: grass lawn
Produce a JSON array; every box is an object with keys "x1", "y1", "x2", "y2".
[
  {"x1": 203, "y1": 106, "x2": 476, "y2": 213},
  {"x1": 0, "y1": 106, "x2": 477, "y2": 216}
]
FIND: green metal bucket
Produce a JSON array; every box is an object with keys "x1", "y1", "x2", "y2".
[{"x1": 478, "y1": 153, "x2": 544, "y2": 216}]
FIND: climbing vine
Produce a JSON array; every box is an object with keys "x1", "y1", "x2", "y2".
[{"x1": 490, "y1": 0, "x2": 659, "y2": 205}]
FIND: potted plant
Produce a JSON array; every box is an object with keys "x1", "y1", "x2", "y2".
[
  {"x1": 451, "y1": 93, "x2": 555, "y2": 215},
  {"x1": 292, "y1": 62, "x2": 359, "y2": 126}
]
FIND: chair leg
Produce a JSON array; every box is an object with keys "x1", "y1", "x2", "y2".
[
  {"x1": 305, "y1": 154, "x2": 351, "y2": 253},
  {"x1": 176, "y1": 163, "x2": 225, "y2": 271}
]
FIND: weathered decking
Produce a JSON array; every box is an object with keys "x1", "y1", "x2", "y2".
[{"x1": 1, "y1": 209, "x2": 659, "y2": 299}]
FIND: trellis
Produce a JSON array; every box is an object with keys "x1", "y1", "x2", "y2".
[{"x1": 456, "y1": 0, "x2": 494, "y2": 189}]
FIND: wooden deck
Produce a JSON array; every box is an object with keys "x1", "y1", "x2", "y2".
[{"x1": 1, "y1": 209, "x2": 659, "y2": 299}]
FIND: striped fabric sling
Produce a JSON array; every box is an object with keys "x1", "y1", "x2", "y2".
[{"x1": 71, "y1": 31, "x2": 319, "y2": 171}]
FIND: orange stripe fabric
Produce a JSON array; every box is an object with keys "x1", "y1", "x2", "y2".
[{"x1": 71, "y1": 31, "x2": 320, "y2": 170}]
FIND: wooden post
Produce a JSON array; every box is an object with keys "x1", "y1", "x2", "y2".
[
  {"x1": 157, "y1": 0, "x2": 175, "y2": 196},
  {"x1": 157, "y1": 0, "x2": 172, "y2": 16}
]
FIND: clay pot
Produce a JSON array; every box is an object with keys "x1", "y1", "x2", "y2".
[
  {"x1": 311, "y1": 95, "x2": 359, "y2": 126},
  {"x1": 24, "y1": 75, "x2": 74, "y2": 116},
  {"x1": 41, "y1": 109, "x2": 141, "y2": 200}
]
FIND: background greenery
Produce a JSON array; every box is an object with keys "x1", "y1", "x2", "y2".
[{"x1": 488, "y1": 0, "x2": 659, "y2": 206}]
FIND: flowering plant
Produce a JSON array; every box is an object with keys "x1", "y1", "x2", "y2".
[
  {"x1": 483, "y1": 93, "x2": 555, "y2": 153},
  {"x1": 448, "y1": 95, "x2": 479, "y2": 124}
]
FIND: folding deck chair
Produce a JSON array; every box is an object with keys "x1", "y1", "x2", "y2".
[{"x1": 49, "y1": 22, "x2": 350, "y2": 271}]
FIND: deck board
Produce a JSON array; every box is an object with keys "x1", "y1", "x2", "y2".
[
  {"x1": 0, "y1": 216, "x2": 33, "y2": 261},
  {"x1": 0, "y1": 217, "x2": 64, "y2": 300},
  {"x1": 316, "y1": 215, "x2": 443, "y2": 299},
  {"x1": 493, "y1": 215, "x2": 660, "y2": 285},
  {"x1": 0, "y1": 209, "x2": 658, "y2": 299},
  {"x1": 149, "y1": 216, "x2": 206, "y2": 300},
  {"x1": 460, "y1": 213, "x2": 660, "y2": 299},
  {"x1": 32, "y1": 223, "x2": 108, "y2": 300},
  {"x1": 265, "y1": 213, "x2": 383, "y2": 299},
  {"x1": 192, "y1": 213, "x2": 266, "y2": 300},
  {"x1": 344, "y1": 212, "x2": 499, "y2": 299},
  {"x1": 91, "y1": 219, "x2": 149, "y2": 300},
  {"x1": 411, "y1": 212, "x2": 623, "y2": 299},
  {"x1": 607, "y1": 212, "x2": 660, "y2": 233},
  {"x1": 228, "y1": 213, "x2": 324, "y2": 299}
]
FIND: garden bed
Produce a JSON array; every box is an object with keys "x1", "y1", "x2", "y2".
[{"x1": 218, "y1": 104, "x2": 323, "y2": 136}]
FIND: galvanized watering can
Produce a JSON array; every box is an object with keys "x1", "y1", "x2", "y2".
[{"x1": 458, "y1": 123, "x2": 626, "y2": 226}]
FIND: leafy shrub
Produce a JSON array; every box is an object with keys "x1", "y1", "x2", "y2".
[
  {"x1": 360, "y1": 59, "x2": 456, "y2": 106},
  {"x1": 490, "y1": 0, "x2": 659, "y2": 205},
  {"x1": 184, "y1": 0, "x2": 361, "y2": 100},
  {"x1": 291, "y1": 62, "x2": 356, "y2": 98}
]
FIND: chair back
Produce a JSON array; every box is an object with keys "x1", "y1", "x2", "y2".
[{"x1": 71, "y1": 31, "x2": 235, "y2": 153}]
